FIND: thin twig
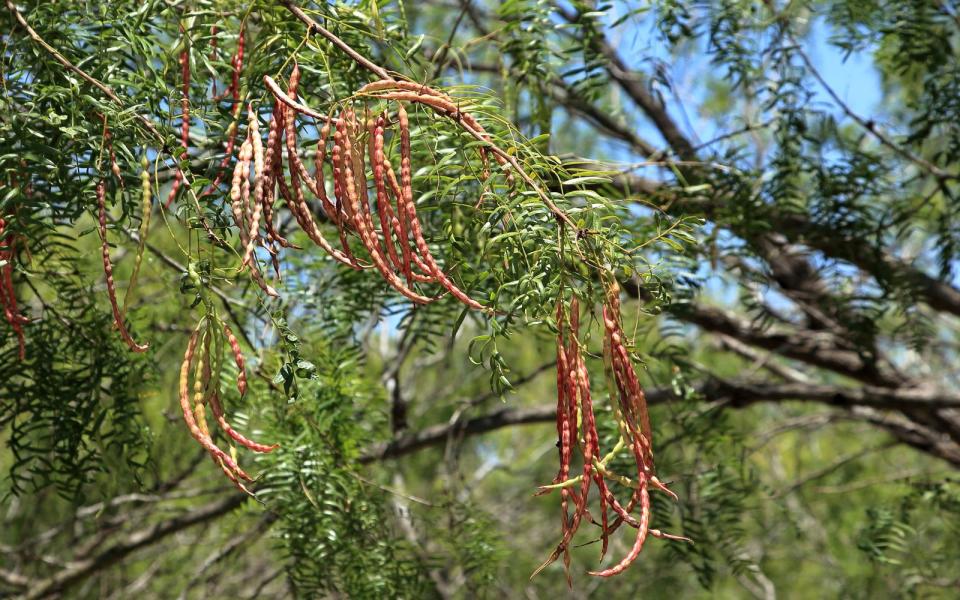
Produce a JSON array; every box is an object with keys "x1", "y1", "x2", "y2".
[
  {"x1": 278, "y1": 0, "x2": 579, "y2": 230},
  {"x1": 5, "y1": 0, "x2": 167, "y2": 146}
]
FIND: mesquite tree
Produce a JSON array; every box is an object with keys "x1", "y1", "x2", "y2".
[{"x1": 2, "y1": 0, "x2": 960, "y2": 597}]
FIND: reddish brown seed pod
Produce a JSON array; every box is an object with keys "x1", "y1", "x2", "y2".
[
  {"x1": 0, "y1": 217, "x2": 26, "y2": 360},
  {"x1": 381, "y1": 157, "x2": 437, "y2": 279},
  {"x1": 261, "y1": 105, "x2": 295, "y2": 250},
  {"x1": 209, "y1": 391, "x2": 279, "y2": 453},
  {"x1": 359, "y1": 81, "x2": 507, "y2": 183},
  {"x1": 223, "y1": 323, "x2": 247, "y2": 397},
  {"x1": 395, "y1": 104, "x2": 488, "y2": 311},
  {"x1": 312, "y1": 118, "x2": 341, "y2": 223},
  {"x1": 335, "y1": 112, "x2": 437, "y2": 304},
  {"x1": 179, "y1": 327, "x2": 253, "y2": 489},
  {"x1": 278, "y1": 106, "x2": 365, "y2": 270},
  {"x1": 97, "y1": 180, "x2": 149, "y2": 353},
  {"x1": 283, "y1": 86, "x2": 342, "y2": 227},
  {"x1": 368, "y1": 115, "x2": 404, "y2": 275},
  {"x1": 288, "y1": 158, "x2": 363, "y2": 268},
  {"x1": 330, "y1": 122, "x2": 360, "y2": 257},
  {"x1": 165, "y1": 43, "x2": 191, "y2": 208},
  {"x1": 587, "y1": 484, "x2": 650, "y2": 578}
]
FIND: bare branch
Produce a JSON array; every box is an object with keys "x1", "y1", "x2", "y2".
[{"x1": 17, "y1": 494, "x2": 248, "y2": 600}]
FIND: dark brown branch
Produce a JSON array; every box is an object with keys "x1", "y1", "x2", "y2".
[
  {"x1": 361, "y1": 378, "x2": 960, "y2": 463},
  {"x1": 279, "y1": 0, "x2": 392, "y2": 80},
  {"x1": 19, "y1": 494, "x2": 247, "y2": 600},
  {"x1": 556, "y1": 4, "x2": 697, "y2": 161},
  {"x1": 663, "y1": 300, "x2": 896, "y2": 386}
]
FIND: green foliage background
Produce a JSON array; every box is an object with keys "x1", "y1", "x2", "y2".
[{"x1": 2, "y1": 0, "x2": 960, "y2": 598}]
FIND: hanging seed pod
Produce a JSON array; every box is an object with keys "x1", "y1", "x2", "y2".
[
  {"x1": 179, "y1": 326, "x2": 253, "y2": 491},
  {"x1": 0, "y1": 217, "x2": 26, "y2": 361},
  {"x1": 240, "y1": 104, "x2": 266, "y2": 267},
  {"x1": 335, "y1": 112, "x2": 437, "y2": 304},
  {"x1": 312, "y1": 117, "x2": 341, "y2": 223},
  {"x1": 165, "y1": 40, "x2": 191, "y2": 208},
  {"x1": 97, "y1": 180, "x2": 149, "y2": 353},
  {"x1": 359, "y1": 80, "x2": 506, "y2": 184},
  {"x1": 276, "y1": 101, "x2": 364, "y2": 270},
  {"x1": 368, "y1": 114, "x2": 405, "y2": 276},
  {"x1": 380, "y1": 148, "x2": 437, "y2": 279},
  {"x1": 121, "y1": 153, "x2": 152, "y2": 318},
  {"x1": 209, "y1": 391, "x2": 279, "y2": 453},
  {"x1": 394, "y1": 104, "x2": 488, "y2": 310},
  {"x1": 230, "y1": 131, "x2": 252, "y2": 246}
]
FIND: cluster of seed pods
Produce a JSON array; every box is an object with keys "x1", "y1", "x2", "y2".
[
  {"x1": 179, "y1": 319, "x2": 278, "y2": 494},
  {"x1": 533, "y1": 283, "x2": 686, "y2": 581},
  {"x1": 0, "y1": 216, "x2": 27, "y2": 361},
  {"x1": 156, "y1": 54, "x2": 678, "y2": 575},
  {"x1": 259, "y1": 68, "x2": 500, "y2": 311}
]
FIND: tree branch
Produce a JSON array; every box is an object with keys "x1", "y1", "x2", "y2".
[
  {"x1": 4, "y1": 0, "x2": 167, "y2": 146},
  {"x1": 361, "y1": 378, "x2": 960, "y2": 463},
  {"x1": 17, "y1": 494, "x2": 248, "y2": 600}
]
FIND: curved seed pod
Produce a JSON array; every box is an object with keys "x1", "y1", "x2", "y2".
[
  {"x1": 567, "y1": 299, "x2": 609, "y2": 559},
  {"x1": 368, "y1": 113, "x2": 435, "y2": 283},
  {"x1": 279, "y1": 108, "x2": 364, "y2": 270},
  {"x1": 98, "y1": 181, "x2": 149, "y2": 353},
  {"x1": 336, "y1": 113, "x2": 438, "y2": 304},
  {"x1": 283, "y1": 89, "x2": 342, "y2": 226},
  {"x1": 179, "y1": 327, "x2": 253, "y2": 488},
  {"x1": 259, "y1": 101, "x2": 292, "y2": 251},
  {"x1": 359, "y1": 81, "x2": 501, "y2": 182},
  {"x1": 368, "y1": 115, "x2": 404, "y2": 275},
  {"x1": 382, "y1": 157, "x2": 437, "y2": 279},
  {"x1": 345, "y1": 108, "x2": 368, "y2": 216},
  {"x1": 346, "y1": 109, "x2": 386, "y2": 260},
  {"x1": 288, "y1": 155, "x2": 364, "y2": 269},
  {"x1": 121, "y1": 154, "x2": 152, "y2": 318},
  {"x1": 313, "y1": 117, "x2": 341, "y2": 223},
  {"x1": 331, "y1": 123, "x2": 360, "y2": 254},
  {"x1": 396, "y1": 104, "x2": 487, "y2": 310},
  {"x1": 228, "y1": 124, "x2": 278, "y2": 297},
  {"x1": 222, "y1": 323, "x2": 247, "y2": 397},
  {"x1": 533, "y1": 302, "x2": 594, "y2": 581},
  {"x1": 247, "y1": 261, "x2": 279, "y2": 297},
  {"x1": 587, "y1": 484, "x2": 650, "y2": 578},
  {"x1": 603, "y1": 285, "x2": 656, "y2": 471},
  {"x1": 210, "y1": 392, "x2": 278, "y2": 453}
]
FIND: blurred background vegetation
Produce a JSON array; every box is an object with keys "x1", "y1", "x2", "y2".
[{"x1": 3, "y1": 0, "x2": 960, "y2": 598}]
